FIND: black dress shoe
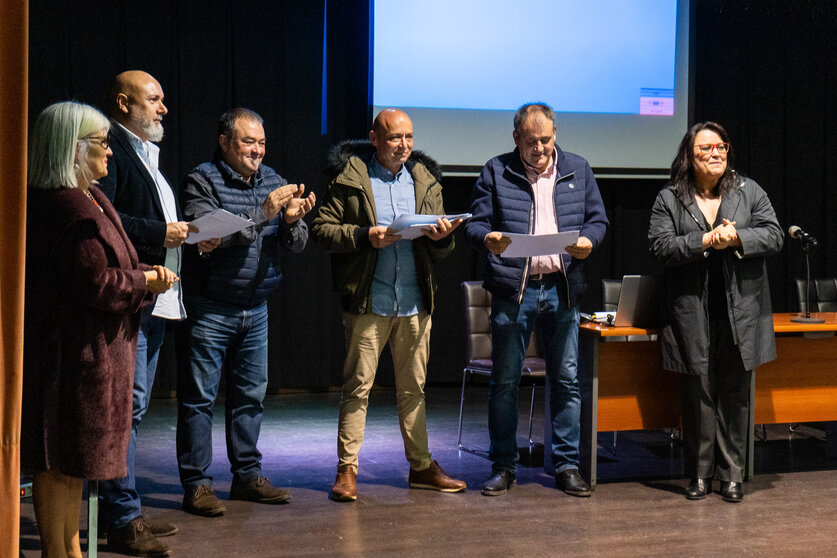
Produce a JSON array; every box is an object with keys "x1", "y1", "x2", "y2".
[
  {"x1": 720, "y1": 481, "x2": 743, "y2": 503},
  {"x1": 480, "y1": 471, "x2": 516, "y2": 496},
  {"x1": 685, "y1": 478, "x2": 711, "y2": 500},
  {"x1": 555, "y1": 469, "x2": 592, "y2": 497}
]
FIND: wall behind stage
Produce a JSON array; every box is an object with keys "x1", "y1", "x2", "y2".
[{"x1": 28, "y1": 0, "x2": 836, "y2": 391}]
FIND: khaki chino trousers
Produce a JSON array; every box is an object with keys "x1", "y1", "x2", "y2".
[{"x1": 337, "y1": 312, "x2": 433, "y2": 471}]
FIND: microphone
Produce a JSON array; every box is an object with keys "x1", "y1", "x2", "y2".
[
  {"x1": 788, "y1": 225, "x2": 817, "y2": 245},
  {"x1": 788, "y1": 224, "x2": 825, "y2": 323}
]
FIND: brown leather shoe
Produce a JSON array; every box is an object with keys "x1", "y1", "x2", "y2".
[
  {"x1": 107, "y1": 516, "x2": 171, "y2": 557},
  {"x1": 409, "y1": 460, "x2": 466, "y2": 493},
  {"x1": 331, "y1": 465, "x2": 357, "y2": 502},
  {"x1": 230, "y1": 475, "x2": 291, "y2": 504},
  {"x1": 182, "y1": 484, "x2": 225, "y2": 517},
  {"x1": 141, "y1": 517, "x2": 178, "y2": 537},
  {"x1": 97, "y1": 515, "x2": 177, "y2": 540}
]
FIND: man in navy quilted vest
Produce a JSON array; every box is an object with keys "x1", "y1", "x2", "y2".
[
  {"x1": 177, "y1": 108, "x2": 316, "y2": 517},
  {"x1": 465, "y1": 103, "x2": 608, "y2": 498}
]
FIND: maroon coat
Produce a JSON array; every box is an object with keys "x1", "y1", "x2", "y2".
[{"x1": 23, "y1": 185, "x2": 153, "y2": 480}]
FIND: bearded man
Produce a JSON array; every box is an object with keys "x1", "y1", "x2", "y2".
[{"x1": 98, "y1": 70, "x2": 193, "y2": 557}]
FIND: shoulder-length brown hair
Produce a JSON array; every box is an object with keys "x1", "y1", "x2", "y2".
[{"x1": 670, "y1": 121, "x2": 739, "y2": 204}]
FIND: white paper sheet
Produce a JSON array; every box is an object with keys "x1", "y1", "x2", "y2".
[
  {"x1": 389, "y1": 213, "x2": 472, "y2": 240},
  {"x1": 185, "y1": 209, "x2": 254, "y2": 244},
  {"x1": 501, "y1": 231, "x2": 580, "y2": 257}
]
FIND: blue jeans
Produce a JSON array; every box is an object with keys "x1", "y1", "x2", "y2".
[
  {"x1": 176, "y1": 297, "x2": 268, "y2": 489},
  {"x1": 489, "y1": 274, "x2": 581, "y2": 474},
  {"x1": 101, "y1": 315, "x2": 166, "y2": 529}
]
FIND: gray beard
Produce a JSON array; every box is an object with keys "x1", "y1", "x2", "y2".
[
  {"x1": 144, "y1": 121, "x2": 164, "y2": 142},
  {"x1": 131, "y1": 111, "x2": 164, "y2": 142}
]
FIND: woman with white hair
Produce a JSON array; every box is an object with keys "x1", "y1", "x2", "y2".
[{"x1": 23, "y1": 101, "x2": 177, "y2": 557}]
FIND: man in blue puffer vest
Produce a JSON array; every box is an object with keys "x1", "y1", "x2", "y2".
[
  {"x1": 177, "y1": 108, "x2": 316, "y2": 516},
  {"x1": 465, "y1": 103, "x2": 608, "y2": 498}
]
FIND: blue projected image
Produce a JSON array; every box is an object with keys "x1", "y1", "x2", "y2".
[{"x1": 374, "y1": 0, "x2": 678, "y2": 115}]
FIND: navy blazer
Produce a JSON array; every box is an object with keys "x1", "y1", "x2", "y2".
[{"x1": 99, "y1": 122, "x2": 180, "y2": 265}]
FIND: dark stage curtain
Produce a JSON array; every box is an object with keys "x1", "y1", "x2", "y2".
[
  {"x1": 692, "y1": 0, "x2": 837, "y2": 312},
  {"x1": 25, "y1": 0, "x2": 837, "y2": 392}
]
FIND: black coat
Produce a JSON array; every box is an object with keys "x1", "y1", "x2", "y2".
[
  {"x1": 98, "y1": 122, "x2": 181, "y2": 265},
  {"x1": 648, "y1": 177, "x2": 784, "y2": 375}
]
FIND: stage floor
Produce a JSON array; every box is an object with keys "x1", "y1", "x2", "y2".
[{"x1": 20, "y1": 386, "x2": 837, "y2": 557}]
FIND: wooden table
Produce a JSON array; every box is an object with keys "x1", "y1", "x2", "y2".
[{"x1": 547, "y1": 313, "x2": 837, "y2": 487}]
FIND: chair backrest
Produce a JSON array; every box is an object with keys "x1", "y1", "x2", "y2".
[
  {"x1": 461, "y1": 281, "x2": 539, "y2": 362},
  {"x1": 796, "y1": 278, "x2": 837, "y2": 313},
  {"x1": 602, "y1": 279, "x2": 622, "y2": 312}
]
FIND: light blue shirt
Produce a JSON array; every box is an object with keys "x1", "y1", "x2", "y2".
[{"x1": 369, "y1": 157, "x2": 424, "y2": 317}]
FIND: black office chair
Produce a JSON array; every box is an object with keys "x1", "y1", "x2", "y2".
[
  {"x1": 457, "y1": 281, "x2": 545, "y2": 456},
  {"x1": 602, "y1": 279, "x2": 622, "y2": 312},
  {"x1": 796, "y1": 278, "x2": 837, "y2": 313}
]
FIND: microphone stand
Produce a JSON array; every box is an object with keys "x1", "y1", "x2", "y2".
[{"x1": 791, "y1": 239, "x2": 825, "y2": 324}]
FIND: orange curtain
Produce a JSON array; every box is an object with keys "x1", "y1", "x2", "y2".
[{"x1": 0, "y1": 1, "x2": 28, "y2": 556}]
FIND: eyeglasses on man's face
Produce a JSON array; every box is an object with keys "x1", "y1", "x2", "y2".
[
  {"x1": 83, "y1": 136, "x2": 109, "y2": 149},
  {"x1": 694, "y1": 142, "x2": 730, "y2": 155}
]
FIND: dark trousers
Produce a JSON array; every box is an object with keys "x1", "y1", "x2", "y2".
[{"x1": 682, "y1": 316, "x2": 752, "y2": 483}]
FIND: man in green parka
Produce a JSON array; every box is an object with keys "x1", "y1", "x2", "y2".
[{"x1": 312, "y1": 109, "x2": 466, "y2": 502}]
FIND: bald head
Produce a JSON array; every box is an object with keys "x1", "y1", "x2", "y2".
[
  {"x1": 109, "y1": 70, "x2": 168, "y2": 142},
  {"x1": 369, "y1": 108, "x2": 413, "y2": 174}
]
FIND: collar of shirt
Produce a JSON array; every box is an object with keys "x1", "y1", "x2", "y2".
[
  {"x1": 115, "y1": 121, "x2": 159, "y2": 174},
  {"x1": 369, "y1": 154, "x2": 405, "y2": 182},
  {"x1": 214, "y1": 153, "x2": 261, "y2": 187},
  {"x1": 520, "y1": 147, "x2": 557, "y2": 184}
]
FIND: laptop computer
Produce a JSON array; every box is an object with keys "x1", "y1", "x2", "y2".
[{"x1": 613, "y1": 275, "x2": 662, "y2": 328}]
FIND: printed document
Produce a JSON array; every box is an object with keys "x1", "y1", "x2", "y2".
[
  {"x1": 501, "y1": 231, "x2": 580, "y2": 257},
  {"x1": 389, "y1": 213, "x2": 472, "y2": 240},
  {"x1": 185, "y1": 209, "x2": 253, "y2": 244}
]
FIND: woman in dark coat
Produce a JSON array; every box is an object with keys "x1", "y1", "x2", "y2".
[
  {"x1": 648, "y1": 122, "x2": 783, "y2": 503},
  {"x1": 23, "y1": 101, "x2": 177, "y2": 558}
]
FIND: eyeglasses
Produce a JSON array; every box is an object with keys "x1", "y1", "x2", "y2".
[
  {"x1": 695, "y1": 143, "x2": 730, "y2": 155},
  {"x1": 82, "y1": 136, "x2": 109, "y2": 149}
]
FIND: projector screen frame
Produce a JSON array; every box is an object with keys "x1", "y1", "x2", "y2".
[{"x1": 368, "y1": 0, "x2": 695, "y2": 179}]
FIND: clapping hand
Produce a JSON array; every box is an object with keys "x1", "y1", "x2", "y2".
[
  {"x1": 710, "y1": 219, "x2": 739, "y2": 249},
  {"x1": 283, "y1": 184, "x2": 317, "y2": 224},
  {"x1": 263, "y1": 184, "x2": 300, "y2": 220}
]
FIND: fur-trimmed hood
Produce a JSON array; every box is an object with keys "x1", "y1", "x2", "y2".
[{"x1": 325, "y1": 139, "x2": 442, "y2": 184}]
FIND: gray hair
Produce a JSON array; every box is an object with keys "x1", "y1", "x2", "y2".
[
  {"x1": 513, "y1": 103, "x2": 556, "y2": 133},
  {"x1": 218, "y1": 107, "x2": 264, "y2": 137},
  {"x1": 28, "y1": 101, "x2": 110, "y2": 190}
]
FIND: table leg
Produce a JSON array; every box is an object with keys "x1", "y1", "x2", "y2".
[
  {"x1": 827, "y1": 422, "x2": 837, "y2": 458},
  {"x1": 87, "y1": 480, "x2": 98, "y2": 557},
  {"x1": 746, "y1": 373, "x2": 755, "y2": 481},
  {"x1": 556, "y1": 330, "x2": 598, "y2": 488}
]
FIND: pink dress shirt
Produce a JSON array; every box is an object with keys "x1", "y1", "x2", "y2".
[{"x1": 522, "y1": 149, "x2": 564, "y2": 276}]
